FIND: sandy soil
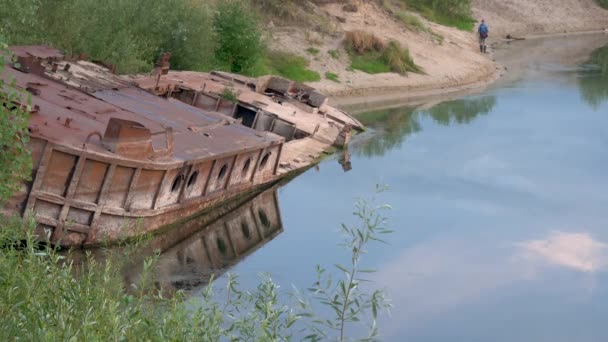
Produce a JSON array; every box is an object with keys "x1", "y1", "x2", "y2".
[
  {"x1": 269, "y1": 1, "x2": 500, "y2": 104},
  {"x1": 269, "y1": 0, "x2": 608, "y2": 107},
  {"x1": 473, "y1": 0, "x2": 608, "y2": 38}
]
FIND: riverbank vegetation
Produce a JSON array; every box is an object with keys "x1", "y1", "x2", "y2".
[
  {"x1": 392, "y1": 0, "x2": 475, "y2": 31},
  {"x1": 345, "y1": 30, "x2": 423, "y2": 75},
  {"x1": 0, "y1": 0, "x2": 321, "y2": 80}
]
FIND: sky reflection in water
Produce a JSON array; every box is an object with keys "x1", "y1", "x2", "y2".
[{"x1": 145, "y1": 37, "x2": 608, "y2": 342}]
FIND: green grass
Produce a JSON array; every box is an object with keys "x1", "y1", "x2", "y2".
[
  {"x1": 597, "y1": 0, "x2": 608, "y2": 8},
  {"x1": 346, "y1": 38, "x2": 422, "y2": 75},
  {"x1": 306, "y1": 47, "x2": 320, "y2": 55},
  {"x1": 252, "y1": 51, "x2": 321, "y2": 82},
  {"x1": 328, "y1": 49, "x2": 340, "y2": 59},
  {"x1": 398, "y1": 0, "x2": 475, "y2": 31},
  {"x1": 325, "y1": 72, "x2": 340, "y2": 83},
  {"x1": 350, "y1": 50, "x2": 392, "y2": 74}
]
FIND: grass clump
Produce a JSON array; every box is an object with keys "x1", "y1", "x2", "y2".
[
  {"x1": 306, "y1": 47, "x2": 320, "y2": 56},
  {"x1": 253, "y1": 51, "x2": 321, "y2": 82},
  {"x1": 383, "y1": 41, "x2": 423, "y2": 74},
  {"x1": 328, "y1": 49, "x2": 340, "y2": 59},
  {"x1": 395, "y1": 11, "x2": 427, "y2": 31},
  {"x1": 344, "y1": 30, "x2": 422, "y2": 75},
  {"x1": 398, "y1": 0, "x2": 475, "y2": 31},
  {"x1": 325, "y1": 72, "x2": 341, "y2": 83},
  {"x1": 597, "y1": 0, "x2": 608, "y2": 9},
  {"x1": 221, "y1": 86, "x2": 240, "y2": 102}
]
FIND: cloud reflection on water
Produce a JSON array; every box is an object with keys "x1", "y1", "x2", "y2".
[
  {"x1": 518, "y1": 231, "x2": 608, "y2": 273},
  {"x1": 375, "y1": 230, "x2": 608, "y2": 339}
]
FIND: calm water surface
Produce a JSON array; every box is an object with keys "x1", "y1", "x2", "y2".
[{"x1": 143, "y1": 35, "x2": 608, "y2": 341}]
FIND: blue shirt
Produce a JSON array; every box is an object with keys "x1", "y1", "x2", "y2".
[{"x1": 479, "y1": 23, "x2": 489, "y2": 35}]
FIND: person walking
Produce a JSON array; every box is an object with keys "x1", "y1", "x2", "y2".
[{"x1": 478, "y1": 19, "x2": 489, "y2": 53}]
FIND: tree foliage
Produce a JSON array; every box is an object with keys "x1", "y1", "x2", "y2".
[
  {"x1": 0, "y1": 38, "x2": 31, "y2": 205},
  {"x1": 213, "y1": 0, "x2": 264, "y2": 74}
]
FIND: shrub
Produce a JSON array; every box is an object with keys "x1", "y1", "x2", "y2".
[
  {"x1": 0, "y1": 0, "x2": 215, "y2": 74},
  {"x1": 344, "y1": 31, "x2": 422, "y2": 75},
  {"x1": 221, "y1": 87, "x2": 240, "y2": 102},
  {"x1": 306, "y1": 47, "x2": 320, "y2": 56},
  {"x1": 256, "y1": 51, "x2": 321, "y2": 82},
  {"x1": 325, "y1": 72, "x2": 340, "y2": 83},
  {"x1": 344, "y1": 30, "x2": 386, "y2": 54},
  {"x1": 214, "y1": 0, "x2": 264, "y2": 74},
  {"x1": 0, "y1": 39, "x2": 31, "y2": 205},
  {"x1": 382, "y1": 40, "x2": 423, "y2": 74}
]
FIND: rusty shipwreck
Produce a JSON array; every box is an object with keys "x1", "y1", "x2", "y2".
[{"x1": 1, "y1": 46, "x2": 363, "y2": 247}]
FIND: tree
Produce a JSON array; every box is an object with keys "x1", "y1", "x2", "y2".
[{"x1": 213, "y1": 0, "x2": 264, "y2": 73}]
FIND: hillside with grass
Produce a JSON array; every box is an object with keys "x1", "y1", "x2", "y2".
[{"x1": 0, "y1": 0, "x2": 500, "y2": 101}]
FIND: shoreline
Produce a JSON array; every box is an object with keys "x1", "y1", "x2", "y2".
[{"x1": 331, "y1": 29, "x2": 608, "y2": 112}]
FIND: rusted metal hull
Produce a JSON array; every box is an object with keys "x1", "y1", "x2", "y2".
[
  {"x1": 2, "y1": 46, "x2": 361, "y2": 248},
  {"x1": 6, "y1": 135, "x2": 286, "y2": 247}
]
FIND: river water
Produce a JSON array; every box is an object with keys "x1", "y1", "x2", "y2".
[{"x1": 132, "y1": 34, "x2": 608, "y2": 341}]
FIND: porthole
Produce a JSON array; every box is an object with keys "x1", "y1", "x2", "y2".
[
  {"x1": 259, "y1": 152, "x2": 272, "y2": 170},
  {"x1": 258, "y1": 209, "x2": 271, "y2": 229},
  {"x1": 242, "y1": 158, "x2": 252, "y2": 177},
  {"x1": 218, "y1": 164, "x2": 228, "y2": 181},
  {"x1": 241, "y1": 221, "x2": 251, "y2": 240},
  {"x1": 187, "y1": 171, "x2": 199, "y2": 188},
  {"x1": 171, "y1": 174, "x2": 185, "y2": 192}
]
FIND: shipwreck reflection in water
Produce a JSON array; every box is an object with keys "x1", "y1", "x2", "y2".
[{"x1": 123, "y1": 188, "x2": 283, "y2": 294}]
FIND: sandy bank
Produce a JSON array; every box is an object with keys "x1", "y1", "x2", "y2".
[
  {"x1": 473, "y1": 0, "x2": 608, "y2": 38},
  {"x1": 271, "y1": 0, "x2": 608, "y2": 109},
  {"x1": 270, "y1": 1, "x2": 500, "y2": 108}
]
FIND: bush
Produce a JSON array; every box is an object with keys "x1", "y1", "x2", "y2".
[
  {"x1": 344, "y1": 31, "x2": 422, "y2": 75},
  {"x1": 344, "y1": 30, "x2": 387, "y2": 54},
  {"x1": 255, "y1": 51, "x2": 321, "y2": 82},
  {"x1": 214, "y1": 0, "x2": 264, "y2": 74},
  {"x1": 0, "y1": 0, "x2": 215, "y2": 74},
  {"x1": 382, "y1": 40, "x2": 423, "y2": 74},
  {"x1": 0, "y1": 40, "x2": 31, "y2": 205}
]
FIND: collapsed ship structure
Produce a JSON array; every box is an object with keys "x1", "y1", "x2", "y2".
[{"x1": 1, "y1": 46, "x2": 363, "y2": 247}]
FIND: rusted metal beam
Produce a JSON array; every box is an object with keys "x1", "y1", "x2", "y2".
[
  {"x1": 153, "y1": 169, "x2": 170, "y2": 210},
  {"x1": 87, "y1": 163, "x2": 116, "y2": 243},
  {"x1": 23, "y1": 142, "x2": 53, "y2": 215},
  {"x1": 201, "y1": 160, "x2": 217, "y2": 197},
  {"x1": 124, "y1": 168, "x2": 142, "y2": 211},
  {"x1": 223, "y1": 155, "x2": 238, "y2": 190}
]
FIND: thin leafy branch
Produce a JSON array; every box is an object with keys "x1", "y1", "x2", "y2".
[{"x1": 298, "y1": 184, "x2": 393, "y2": 342}]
